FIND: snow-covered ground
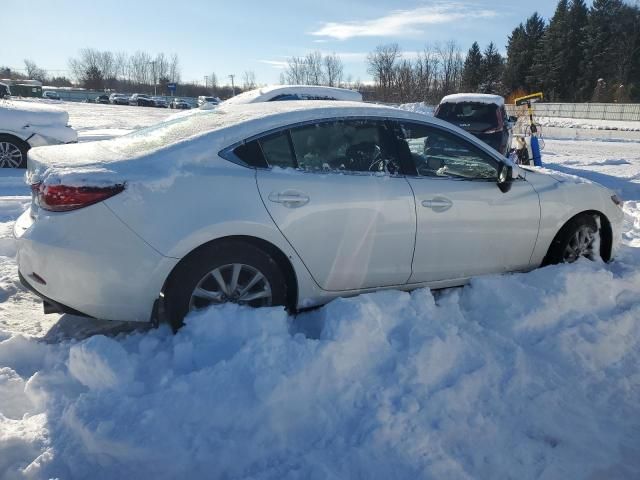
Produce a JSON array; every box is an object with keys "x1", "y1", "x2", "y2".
[{"x1": 1, "y1": 101, "x2": 640, "y2": 479}]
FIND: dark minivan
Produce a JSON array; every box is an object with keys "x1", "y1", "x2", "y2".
[{"x1": 434, "y1": 94, "x2": 513, "y2": 156}]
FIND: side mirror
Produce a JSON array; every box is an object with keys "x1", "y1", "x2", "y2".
[{"x1": 497, "y1": 163, "x2": 513, "y2": 193}]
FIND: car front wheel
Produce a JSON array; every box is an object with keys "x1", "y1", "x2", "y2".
[
  {"x1": 0, "y1": 135, "x2": 27, "y2": 168},
  {"x1": 164, "y1": 240, "x2": 288, "y2": 330},
  {"x1": 545, "y1": 213, "x2": 600, "y2": 264}
]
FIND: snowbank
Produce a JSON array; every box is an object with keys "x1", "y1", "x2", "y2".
[
  {"x1": 1, "y1": 259, "x2": 640, "y2": 479},
  {"x1": 537, "y1": 116, "x2": 640, "y2": 132},
  {"x1": 397, "y1": 102, "x2": 435, "y2": 116},
  {"x1": 1, "y1": 104, "x2": 640, "y2": 479}
]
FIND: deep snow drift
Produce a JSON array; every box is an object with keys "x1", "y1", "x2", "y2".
[{"x1": 0, "y1": 101, "x2": 639, "y2": 479}]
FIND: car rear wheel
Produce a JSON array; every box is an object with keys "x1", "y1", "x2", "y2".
[
  {"x1": 164, "y1": 240, "x2": 288, "y2": 330},
  {"x1": 0, "y1": 135, "x2": 27, "y2": 168},
  {"x1": 545, "y1": 213, "x2": 600, "y2": 265}
]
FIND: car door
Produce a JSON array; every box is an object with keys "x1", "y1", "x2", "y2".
[
  {"x1": 250, "y1": 118, "x2": 416, "y2": 292},
  {"x1": 391, "y1": 121, "x2": 540, "y2": 284}
]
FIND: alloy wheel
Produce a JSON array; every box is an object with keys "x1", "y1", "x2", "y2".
[
  {"x1": 562, "y1": 225, "x2": 596, "y2": 262},
  {"x1": 188, "y1": 263, "x2": 273, "y2": 311},
  {"x1": 0, "y1": 142, "x2": 23, "y2": 168}
]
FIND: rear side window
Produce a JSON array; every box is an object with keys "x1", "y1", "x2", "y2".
[
  {"x1": 233, "y1": 140, "x2": 268, "y2": 168},
  {"x1": 258, "y1": 132, "x2": 296, "y2": 169}
]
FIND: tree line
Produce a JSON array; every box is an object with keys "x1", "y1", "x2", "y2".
[{"x1": 365, "y1": 0, "x2": 640, "y2": 103}]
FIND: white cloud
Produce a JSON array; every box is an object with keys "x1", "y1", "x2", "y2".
[
  {"x1": 311, "y1": 3, "x2": 497, "y2": 40},
  {"x1": 259, "y1": 60, "x2": 288, "y2": 69}
]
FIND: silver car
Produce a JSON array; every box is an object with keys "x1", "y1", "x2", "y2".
[{"x1": 16, "y1": 101, "x2": 623, "y2": 330}]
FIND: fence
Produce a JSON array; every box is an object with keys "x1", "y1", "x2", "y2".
[{"x1": 505, "y1": 103, "x2": 640, "y2": 122}]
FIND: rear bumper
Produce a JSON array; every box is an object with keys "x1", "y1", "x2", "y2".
[
  {"x1": 19, "y1": 271, "x2": 93, "y2": 317},
  {"x1": 14, "y1": 205, "x2": 178, "y2": 322}
]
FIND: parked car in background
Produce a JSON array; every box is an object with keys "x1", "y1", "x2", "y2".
[
  {"x1": 0, "y1": 99, "x2": 77, "y2": 168},
  {"x1": 42, "y1": 91, "x2": 61, "y2": 101},
  {"x1": 169, "y1": 98, "x2": 191, "y2": 109},
  {"x1": 434, "y1": 94, "x2": 514, "y2": 157},
  {"x1": 198, "y1": 96, "x2": 221, "y2": 107},
  {"x1": 152, "y1": 97, "x2": 168, "y2": 108},
  {"x1": 109, "y1": 93, "x2": 129, "y2": 105},
  {"x1": 0, "y1": 82, "x2": 10, "y2": 98},
  {"x1": 129, "y1": 94, "x2": 154, "y2": 107},
  {"x1": 15, "y1": 101, "x2": 622, "y2": 329},
  {"x1": 95, "y1": 94, "x2": 110, "y2": 104},
  {"x1": 222, "y1": 85, "x2": 363, "y2": 106}
]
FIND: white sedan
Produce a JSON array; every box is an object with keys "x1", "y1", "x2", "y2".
[
  {"x1": 15, "y1": 101, "x2": 623, "y2": 329},
  {"x1": 0, "y1": 99, "x2": 77, "y2": 168}
]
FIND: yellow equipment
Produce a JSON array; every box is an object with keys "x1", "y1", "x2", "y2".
[{"x1": 513, "y1": 92, "x2": 544, "y2": 166}]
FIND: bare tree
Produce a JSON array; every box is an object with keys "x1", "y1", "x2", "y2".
[
  {"x1": 284, "y1": 56, "x2": 307, "y2": 84},
  {"x1": 169, "y1": 53, "x2": 181, "y2": 83},
  {"x1": 435, "y1": 41, "x2": 463, "y2": 98},
  {"x1": 304, "y1": 51, "x2": 323, "y2": 85},
  {"x1": 323, "y1": 53, "x2": 343, "y2": 87},
  {"x1": 242, "y1": 70, "x2": 256, "y2": 89},
  {"x1": 24, "y1": 59, "x2": 47, "y2": 82},
  {"x1": 209, "y1": 71, "x2": 218, "y2": 90},
  {"x1": 367, "y1": 43, "x2": 401, "y2": 101}
]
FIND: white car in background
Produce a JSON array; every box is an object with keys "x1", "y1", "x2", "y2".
[
  {"x1": 109, "y1": 93, "x2": 129, "y2": 105},
  {"x1": 0, "y1": 99, "x2": 77, "y2": 168},
  {"x1": 198, "y1": 96, "x2": 221, "y2": 107},
  {"x1": 42, "y1": 90, "x2": 61, "y2": 101},
  {"x1": 222, "y1": 85, "x2": 363, "y2": 105},
  {"x1": 15, "y1": 101, "x2": 623, "y2": 330}
]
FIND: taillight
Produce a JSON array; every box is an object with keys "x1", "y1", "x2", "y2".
[{"x1": 33, "y1": 183, "x2": 125, "y2": 212}]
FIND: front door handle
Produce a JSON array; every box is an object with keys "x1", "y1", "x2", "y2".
[
  {"x1": 422, "y1": 197, "x2": 453, "y2": 212},
  {"x1": 268, "y1": 191, "x2": 310, "y2": 208}
]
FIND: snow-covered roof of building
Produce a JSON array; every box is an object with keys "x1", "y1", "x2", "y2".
[
  {"x1": 439, "y1": 93, "x2": 505, "y2": 106},
  {"x1": 222, "y1": 85, "x2": 363, "y2": 105}
]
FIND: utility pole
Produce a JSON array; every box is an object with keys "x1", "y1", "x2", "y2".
[{"x1": 229, "y1": 74, "x2": 236, "y2": 96}]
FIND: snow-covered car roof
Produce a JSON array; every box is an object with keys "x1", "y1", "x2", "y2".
[
  {"x1": 222, "y1": 85, "x2": 363, "y2": 106},
  {"x1": 29, "y1": 101, "x2": 453, "y2": 171},
  {"x1": 439, "y1": 93, "x2": 504, "y2": 106},
  {"x1": 0, "y1": 99, "x2": 69, "y2": 129}
]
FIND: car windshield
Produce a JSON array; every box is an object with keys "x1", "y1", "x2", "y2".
[{"x1": 436, "y1": 102, "x2": 497, "y2": 124}]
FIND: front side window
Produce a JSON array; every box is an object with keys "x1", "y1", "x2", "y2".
[
  {"x1": 397, "y1": 122, "x2": 498, "y2": 180},
  {"x1": 289, "y1": 119, "x2": 400, "y2": 174}
]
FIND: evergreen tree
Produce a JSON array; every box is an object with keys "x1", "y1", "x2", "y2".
[
  {"x1": 531, "y1": 0, "x2": 569, "y2": 100},
  {"x1": 480, "y1": 42, "x2": 504, "y2": 93},
  {"x1": 503, "y1": 13, "x2": 546, "y2": 94},
  {"x1": 579, "y1": 0, "x2": 625, "y2": 101},
  {"x1": 461, "y1": 42, "x2": 483, "y2": 91},
  {"x1": 564, "y1": 0, "x2": 588, "y2": 101}
]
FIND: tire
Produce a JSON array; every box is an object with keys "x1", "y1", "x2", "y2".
[
  {"x1": 545, "y1": 213, "x2": 600, "y2": 265},
  {"x1": 0, "y1": 135, "x2": 28, "y2": 168},
  {"x1": 164, "y1": 240, "x2": 288, "y2": 330}
]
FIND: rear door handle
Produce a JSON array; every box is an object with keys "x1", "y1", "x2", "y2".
[
  {"x1": 422, "y1": 197, "x2": 453, "y2": 212},
  {"x1": 268, "y1": 191, "x2": 310, "y2": 208}
]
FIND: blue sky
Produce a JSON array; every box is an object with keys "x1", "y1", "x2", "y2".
[{"x1": 2, "y1": 0, "x2": 562, "y2": 86}]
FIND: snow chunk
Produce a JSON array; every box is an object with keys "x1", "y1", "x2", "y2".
[{"x1": 68, "y1": 335, "x2": 135, "y2": 391}]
